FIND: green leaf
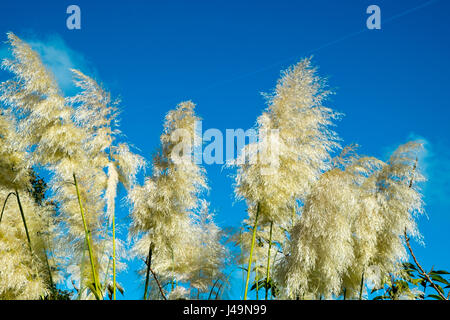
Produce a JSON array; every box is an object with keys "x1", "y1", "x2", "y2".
[
  {"x1": 117, "y1": 283, "x2": 125, "y2": 295},
  {"x1": 403, "y1": 262, "x2": 417, "y2": 271},
  {"x1": 430, "y1": 274, "x2": 450, "y2": 286},
  {"x1": 430, "y1": 270, "x2": 450, "y2": 275},
  {"x1": 371, "y1": 286, "x2": 384, "y2": 294},
  {"x1": 432, "y1": 284, "x2": 445, "y2": 295},
  {"x1": 427, "y1": 294, "x2": 445, "y2": 300}
]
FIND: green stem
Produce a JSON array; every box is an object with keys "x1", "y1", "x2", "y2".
[
  {"x1": 43, "y1": 244, "x2": 54, "y2": 290},
  {"x1": 73, "y1": 173, "x2": 102, "y2": 300},
  {"x1": 240, "y1": 227, "x2": 245, "y2": 293},
  {"x1": 208, "y1": 278, "x2": 221, "y2": 300},
  {"x1": 43, "y1": 217, "x2": 55, "y2": 292},
  {"x1": 244, "y1": 203, "x2": 260, "y2": 300},
  {"x1": 255, "y1": 266, "x2": 259, "y2": 300},
  {"x1": 11, "y1": 190, "x2": 55, "y2": 297},
  {"x1": 143, "y1": 243, "x2": 153, "y2": 300},
  {"x1": 265, "y1": 221, "x2": 273, "y2": 300},
  {"x1": 2, "y1": 191, "x2": 43, "y2": 286},
  {"x1": 112, "y1": 207, "x2": 116, "y2": 300},
  {"x1": 15, "y1": 189, "x2": 32, "y2": 252},
  {"x1": 0, "y1": 192, "x2": 16, "y2": 224},
  {"x1": 102, "y1": 256, "x2": 112, "y2": 298},
  {"x1": 78, "y1": 238, "x2": 87, "y2": 300}
]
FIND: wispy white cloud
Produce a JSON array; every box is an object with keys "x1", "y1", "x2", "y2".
[
  {"x1": 406, "y1": 133, "x2": 450, "y2": 209},
  {"x1": 379, "y1": 132, "x2": 450, "y2": 211},
  {"x1": 26, "y1": 34, "x2": 94, "y2": 94},
  {"x1": 0, "y1": 33, "x2": 94, "y2": 94}
]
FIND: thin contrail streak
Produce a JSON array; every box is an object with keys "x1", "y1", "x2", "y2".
[{"x1": 160, "y1": 0, "x2": 440, "y2": 105}]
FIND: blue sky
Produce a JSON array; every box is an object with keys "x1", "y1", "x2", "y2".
[{"x1": 0, "y1": 0, "x2": 449, "y2": 299}]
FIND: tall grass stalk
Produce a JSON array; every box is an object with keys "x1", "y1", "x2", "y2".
[
  {"x1": 215, "y1": 270, "x2": 235, "y2": 300},
  {"x1": 359, "y1": 272, "x2": 364, "y2": 300},
  {"x1": 265, "y1": 221, "x2": 273, "y2": 300},
  {"x1": 42, "y1": 244, "x2": 54, "y2": 290},
  {"x1": 149, "y1": 266, "x2": 167, "y2": 300},
  {"x1": 143, "y1": 243, "x2": 153, "y2": 300},
  {"x1": 0, "y1": 192, "x2": 16, "y2": 224},
  {"x1": 2, "y1": 190, "x2": 58, "y2": 295},
  {"x1": 112, "y1": 208, "x2": 116, "y2": 300},
  {"x1": 1, "y1": 190, "x2": 34, "y2": 264},
  {"x1": 255, "y1": 266, "x2": 259, "y2": 300},
  {"x1": 244, "y1": 203, "x2": 260, "y2": 300},
  {"x1": 240, "y1": 226, "x2": 245, "y2": 295},
  {"x1": 102, "y1": 255, "x2": 112, "y2": 298},
  {"x1": 78, "y1": 238, "x2": 87, "y2": 299},
  {"x1": 73, "y1": 173, "x2": 102, "y2": 300},
  {"x1": 108, "y1": 153, "x2": 117, "y2": 301},
  {"x1": 208, "y1": 278, "x2": 221, "y2": 300},
  {"x1": 15, "y1": 189, "x2": 32, "y2": 251}
]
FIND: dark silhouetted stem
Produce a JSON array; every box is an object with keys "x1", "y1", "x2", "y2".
[{"x1": 143, "y1": 243, "x2": 153, "y2": 300}]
